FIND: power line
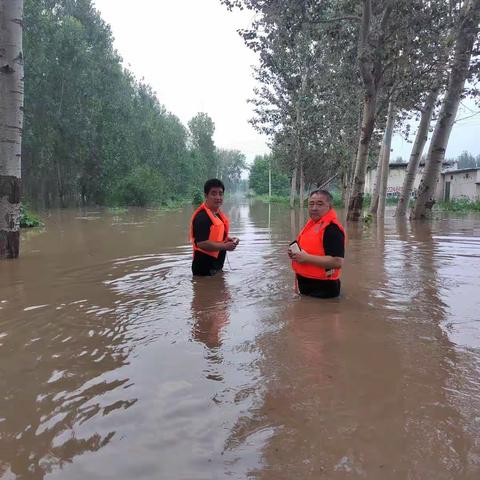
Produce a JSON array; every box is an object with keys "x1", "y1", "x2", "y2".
[{"x1": 454, "y1": 111, "x2": 480, "y2": 123}]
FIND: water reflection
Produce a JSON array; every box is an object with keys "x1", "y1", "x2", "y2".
[
  {"x1": 1, "y1": 205, "x2": 480, "y2": 479},
  {"x1": 0, "y1": 301, "x2": 137, "y2": 479},
  {"x1": 191, "y1": 275, "x2": 231, "y2": 380},
  {"x1": 225, "y1": 214, "x2": 480, "y2": 479}
]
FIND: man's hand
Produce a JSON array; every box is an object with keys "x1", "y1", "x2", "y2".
[
  {"x1": 288, "y1": 250, "x2": 310, "y2": 264},
  {"x1": 224, "y1": 240, "x2": 237, "y2": 251},
  {"x1": 227, "y1": 236, "x2": 240, "y2": 246}
]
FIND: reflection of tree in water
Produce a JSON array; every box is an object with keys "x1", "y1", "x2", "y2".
[
  {"x1": 0, "y1": 305, "x2": 137, "y2": 479},
  {"x1": 191, "y1": 275, "x2": 231, "y2": 380},
  {"x1": 221, "y1": 220, "x2": 480, "y2": 478},
  {"x1": 246, "y1": 200, "x2": 291, "y2": 234},
  {"x1": 398, "y1": 220, "x2": 480, "y2": 477}
]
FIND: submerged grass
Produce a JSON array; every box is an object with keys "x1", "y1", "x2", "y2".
[
  {"x1": 255, "y1": 194, "x2": 290, "y2": 204},
  {"x1": 436, "y1": 198, "x2": 480, "y2": 212},
  {"x1": 20, "y1": 205, "x2": 42, "y2": 228}
]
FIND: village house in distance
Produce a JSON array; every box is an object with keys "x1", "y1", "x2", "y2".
[{"x1": 365, "y1": 160, "x2": 480, "y2": 202}]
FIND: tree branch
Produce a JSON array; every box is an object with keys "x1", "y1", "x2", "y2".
[{"x1": 318, "y1": 15, "x2": 361, "y2": 23}]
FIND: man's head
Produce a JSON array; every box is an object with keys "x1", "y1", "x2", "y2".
[
  {"x1": 204, "y1": 178, "x2": 225, "y2": 211},
  {"x1": 308, "y1": 189, "x2": 333, "y2": 221}
]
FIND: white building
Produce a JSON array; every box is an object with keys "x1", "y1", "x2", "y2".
[
  {"x1": 441, "y1": 168, "x2": 480, "y2": 201},
  {"x1": 365, "y1": 161, "x2": 460, "y2": 201}
]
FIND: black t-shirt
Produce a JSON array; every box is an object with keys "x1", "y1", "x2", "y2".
[
  {"x1": 297, "y1": 223, "x2": 345, "y2": 298},
  {"x1": 192, "y1": 210, "x2": 227, "y2": 276}
]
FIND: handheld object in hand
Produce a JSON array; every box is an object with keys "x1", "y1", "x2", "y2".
[{"x1": 289, "y1": 241, "x2": 301, "y2": 254}]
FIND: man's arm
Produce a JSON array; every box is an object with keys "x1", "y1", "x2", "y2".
[
  {"x1": 193, "y1": 212, "x2": 237, "y2": 252},
  {"x1": 197, "y1": 239, "x2": 237, "y2": 251},
  {"x1": 288, "y1": 251, "x2": 344, "y2": 269},
  {"x1": 288, "y1": 224, "x2": 344, "y2": 268}
]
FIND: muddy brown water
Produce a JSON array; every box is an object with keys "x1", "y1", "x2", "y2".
[{"x1": 1, "y1": 200, "x2": 480, "y2": 479}]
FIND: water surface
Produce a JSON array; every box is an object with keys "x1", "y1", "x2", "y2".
[{"x1": 1, "y1": 201, "x2": 480, "y2": 479}]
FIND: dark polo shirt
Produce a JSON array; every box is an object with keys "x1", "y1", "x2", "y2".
[
  {"x1": 296, "y1": 223, "x2": 345, "y2": 298},
  {"x1": 191, "y1": 210, "x2": 226, "y2": 276}
]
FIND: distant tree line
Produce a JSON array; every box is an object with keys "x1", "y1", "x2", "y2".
[
  {"x1": 22, "y1": 0, "x2": 246, "y2": 208},
  {"x1": 223, "y1": 0, "x2": 480, "y2": 219},
  {"x1": 248, "y1": 154, "x2": 290, "y2": 196},
  {"x1": 454, "y1": 151, "x2": 480, "y2": 169}
]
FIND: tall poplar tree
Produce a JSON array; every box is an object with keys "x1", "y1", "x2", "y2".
[
  {"x1": 411, "y1": 0, "x2": 480, "y2": 219},
  {"x1": 0, "y1": 0, "x2": 24, "y2": 258}
]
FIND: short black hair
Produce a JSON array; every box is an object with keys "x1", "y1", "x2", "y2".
[
  {"x1": 309, "y1": 189, "x2": 333, "y2": 204},
  {"x1": 204, "y1": 178, "x2": 225, "y2": 195}
]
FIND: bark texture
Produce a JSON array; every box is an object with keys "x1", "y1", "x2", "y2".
[
  {"x1": 347, "y1": 92, "x2": 377, "y2": 221},
  {"x1": 347, "y1": 0, "x2": 392, "y2": 221},
  {"x1": 395, "y1": 88, "x2": 439, "y2": 217},
  {"x1": 369, "y1": 140, "x2": 385, "y2": 215},
  {"x1": 0, "y1": 0, "x2": 24, "y2": 258},
  {"x1": 376, "y1": 101, "x2": 395, "y2": 218}
]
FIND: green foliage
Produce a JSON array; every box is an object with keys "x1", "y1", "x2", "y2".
[
  {"x1": 436, "y1": 198, "x2": 480, "y2": 212},
  {"x1": 330, "y1": 191, "x2": 344, "y2": 208},
  {"x1": 20, "y1": 205, "x2": 42, "y2": 228},
  {"x1": 249, "y1": 154, "x2": 290, "y2": 196},
  {"x1": 255, "y1": 194, "x2": 290, "y2": 204},
  {"x1": 362, "y1": 193, "x2": 372, "y2": 207},
  {"x1": 188, "y1": 113, "x2": 217, "y2": 179},
  {"x1": 22, "y1": 0, "x2": 223, "y2": 209},
  {"x1": 363, "y1": 213, "x2": 374, "y2": 224},
  {"x1": 217, "y1": 149, "x2": 247, "y2": 192},
  {"x1": 107, "y1": 166, "x2": 166, "y2": 207},
  {"x1": 456, "y1": 151, "x2": 480, "y2": 169},
  {"x1": 107, "y1": 206, "x2": 128, "y2": 214},
  {"x1": 192, "y1": 187, "x2": 204, "y2": 205}
]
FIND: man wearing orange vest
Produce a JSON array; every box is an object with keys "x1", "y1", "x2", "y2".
[
  {"x1": 289, "y1": 189, "x2": 345, "y2": 298},
  {"x1": 190, "y1": 178, "x2": 239, "y2": 276}
]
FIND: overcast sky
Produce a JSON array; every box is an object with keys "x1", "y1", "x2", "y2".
[
  {"x1": 92, "y1": 0, "x2": 268, "y2": 162},
  {"x1": 93, "y1": 0, "x2": 479, "y2": 163}
]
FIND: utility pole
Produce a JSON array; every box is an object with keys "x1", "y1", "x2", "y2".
[{"x1": 268, "y1": 157, "x2": 272, "y2": 201}]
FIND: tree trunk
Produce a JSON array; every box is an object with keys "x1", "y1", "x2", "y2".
[
  {"x1": 347, "y1": 92, "x2": 378, "y2": 221},
  {"x1": 268, "y1": 156, "x2": 272, "y2": 200},
  {"x1": 290, "y1": 66, "x2": 308, "y2": 210},
  {"x1": 341, "y1": 169, "x2": 349, "y2": 207},
  {"x1": 377, "y1": 101, "x2": 396, "y2": 218},
  {"x1": 299, "y1": 160, "x2": 305, "y2": 208},
  {"x1": 0, "y1": 0, "x2": 24, "y2": 259},
  {"x1": 346, "y1": 105, "x2": 363, "y2": 207},
  {"x1": 347, "y1": 0, "x2": 389, "y2": 221},
  {"x1": 369, "y1": 140, "x2": 385, "y2": 215},
  {"x1": 395, "y1": 87, "x2": 439, "y2": 217},
  {"x1": 411, "y1": 0, "x2": 480, "y2": 219},
  {"x1": 290, "y1": 163, "x2": 297, "y2": 208}
]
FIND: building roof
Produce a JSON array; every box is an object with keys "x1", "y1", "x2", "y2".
[
  {"x1": 369, "y1": 160, "x2": 456, "y2": 170},
  {"x1": 442, "y1": 167, "x2": 480, "y2": 175}
]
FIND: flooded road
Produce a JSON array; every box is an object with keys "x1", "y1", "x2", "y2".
[{"x1": 1, "y1": 201, "x2": 480, "y2": 479}]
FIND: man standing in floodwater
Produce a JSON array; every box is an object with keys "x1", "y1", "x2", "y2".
[
  {"x1": 190, "y1": 178, "x2": 239, "y2": 276},
  {"x1": 288, "y1": 189, "x2": 345, "y2": 298}
]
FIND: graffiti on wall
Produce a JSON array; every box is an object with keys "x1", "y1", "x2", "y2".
[{"x1": 386, "y1": 186, "x2": 416, "y2": 198}]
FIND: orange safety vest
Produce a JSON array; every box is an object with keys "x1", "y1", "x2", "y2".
[
  {"x1": 190, "y1": 203, "x2": 229, "y2": 259},
  {"x1": 292, "y1": 208, "x2": 345, "y2": 281}
]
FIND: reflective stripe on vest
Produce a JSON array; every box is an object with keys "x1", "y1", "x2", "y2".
[
  {"x1": 292, "y1": 208, "x2": 345, "y2": 280},
  {"x1": 190, "y1": 203, "x2": 229, "y2": 259}
]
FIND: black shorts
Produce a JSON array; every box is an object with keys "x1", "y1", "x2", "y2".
[{"x1": 296, "y1": 274, "x2": 341, "y2": 298}]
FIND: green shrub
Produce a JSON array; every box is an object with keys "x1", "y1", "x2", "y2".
[
  {"x1": 107, "y1": 206, "x2": 128, "y2": 214},
  {"x1": 20, "y1": 204, "x2": 42, "y2": 228},
  {"x1": 192, "y1": 187, "x2": 203, "y2": 205},
  {"x1": 436, "y1": 198, "x2": 480, "y2": 212},
  {"x1": 108, "y1": 166, "x2": 166, "y2": 207},
  {"x1": 330, "y1": 190, "x2": 343, "y2": 207},
  {"x1": 256, "y1": 194, "x2": 290, "y2": 204}
]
